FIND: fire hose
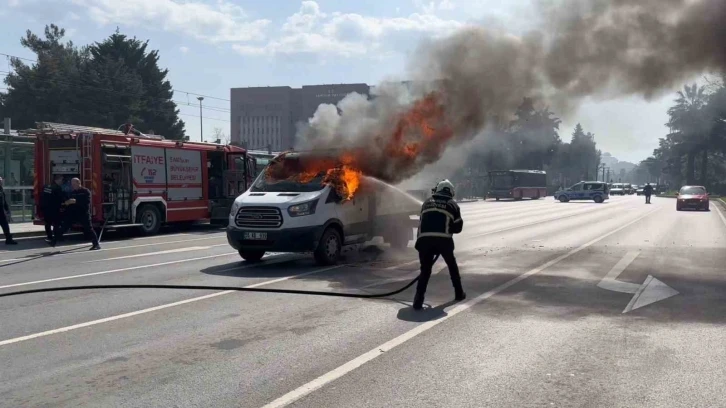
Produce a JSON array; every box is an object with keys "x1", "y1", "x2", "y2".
[{"x1": 0, "y1": 255, "x2": 439, "y2": 300}]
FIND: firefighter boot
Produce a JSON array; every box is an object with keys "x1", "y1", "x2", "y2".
[{"x1": 413, "y1": 292, "x2": 425, "y2": 310}]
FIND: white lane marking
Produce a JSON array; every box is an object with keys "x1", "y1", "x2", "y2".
[
  {"x1": 467, "y1": 203, "x2": 632, "y2": 240},
  {"x1": 84, "y1": 244, "x2": 228, "y2": 262},
  {"x1": 0, "y1": 253, "x2": 236, "y2": 290},
  {"x1": 0, "y1": 252, "x2": 301, "y2": 290},
  {"x1": 0, "y1": 265, "x2": 343, "y2": 347},
  {"x1": 387, "y1": 203, "x2": 634, "y2": 272},
  {"x1": 385, "y1": 260, "x2": 416, "y2": 270},
  {"x1": 384, "y1": 259, "x2": 447, "y2": 276},
  {"x1": 713, "y1": 201, "x2": 726, "y2": 228},
  {"x1": 260, "y1": 207, "x2": 662, "y2": 408},
  {"x1": 596, "y1": 251, "x2": 641, "y2": 294},
  {"x1": 0, "y1": 233, "x2": 224, "y2": 256}
]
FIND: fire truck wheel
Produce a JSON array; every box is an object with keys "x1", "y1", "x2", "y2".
[
  {"x1": 314, "y1": 227, "x2": 342, "y2": 266},
  {"x1": 239, "y1": 249, "x2": 265, "y2": 262},
  {"x1": 137, "y1": 204, "x2": 162, "y2": 235}
]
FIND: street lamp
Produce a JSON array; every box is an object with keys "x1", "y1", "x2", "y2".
[{"x1": 197, "y1": 96, "x2": 204, "y2": 142}]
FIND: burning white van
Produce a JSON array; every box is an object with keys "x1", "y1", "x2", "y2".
[{"x1": 226, "y1": 152, "x2": 421, "y2": 265}]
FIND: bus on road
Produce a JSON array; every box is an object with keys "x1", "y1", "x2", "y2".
[{"x1": 487, "y1": 170, "x2": 547, "y2": 201}]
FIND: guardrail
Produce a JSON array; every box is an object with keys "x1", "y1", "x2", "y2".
[{"x1": 3, "y1": 186, "x2": 34, "y2": 223}]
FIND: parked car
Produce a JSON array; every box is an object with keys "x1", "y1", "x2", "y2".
[
  {"x1": 675, "y1": 185, "x2": 710, "y2": 211},
  {"x1": 610, "y1": 183, "x2": 626, "y2": 195},
  {"x1": 636, "y1": 186, "x2": 645, "y2": 196}
]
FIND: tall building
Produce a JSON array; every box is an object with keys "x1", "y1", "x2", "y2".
[{"x1": 230, "y1": 83, "x2": 370, "y2": 151}]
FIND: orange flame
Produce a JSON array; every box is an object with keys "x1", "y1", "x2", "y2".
[{"x1": 264, "y1": 92, "x2": 452, "y2": 201}]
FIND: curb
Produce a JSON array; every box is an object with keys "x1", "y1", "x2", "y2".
[{"x1": 10, "y1": 230, "x2": 51, "y2": 240}]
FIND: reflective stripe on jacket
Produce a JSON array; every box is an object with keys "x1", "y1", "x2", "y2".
[{"x1": 416, "y1": 195, "x2": 463, "y2": 239}]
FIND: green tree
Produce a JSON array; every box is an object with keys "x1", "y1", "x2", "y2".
[
  {"x1": 565, "y1": 123, "x2": 599, "y2": 182},
  {"x1": 2, "y1": 25, "x2": 185, "y2": 138},
  {"x1": 667, "y1": 84, "x2": 710, "y2": 184},
  {"x1": 508, "y1": 98, "x2": 562, "y2": 170},
  {"x1": 1, "y1": 24, "x2": 89, "y2": 129},
  {"x1": 89, "y1": 32, "x2": 185, "y2": 138}
]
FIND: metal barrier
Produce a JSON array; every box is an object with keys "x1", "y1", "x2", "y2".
[{"x1": 4, "y1": 186, "x2": 34, "y2": 223}]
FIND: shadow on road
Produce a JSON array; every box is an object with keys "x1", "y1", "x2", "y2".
[{"x1": 396, "y1": 299, "x2": 459, "y2": 322}]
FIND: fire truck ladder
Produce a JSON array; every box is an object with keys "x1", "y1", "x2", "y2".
[
  {"x1": 80, "y1": 133, "x2": 94, "y2": 216},
  {"x1": 81, "y1": 133, "x2": 93, "y2": 189}
]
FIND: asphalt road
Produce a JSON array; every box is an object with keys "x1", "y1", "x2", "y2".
[{"x1": 1, "y1": 195, "x2": 725, "y2": 408}]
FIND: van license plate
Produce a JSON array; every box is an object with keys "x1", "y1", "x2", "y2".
[{"x1": 244, "y1": 232, "x2": 267, "y2": 240}]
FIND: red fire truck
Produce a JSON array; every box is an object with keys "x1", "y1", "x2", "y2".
[{"x1": 31, "y1": 122, "x2": 257, "y2": 235}]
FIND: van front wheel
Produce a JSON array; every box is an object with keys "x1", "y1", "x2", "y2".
[
  {"x1": 314, "y1": 227, "x2": 342, "y2": 266},
  {"x1": 239, "y1": 249, "x2": 265, "y2": 262}
]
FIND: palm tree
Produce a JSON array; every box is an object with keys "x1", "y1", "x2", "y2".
[{"x1": 667, "y1": 84, "x2": 710, "y2": 184}]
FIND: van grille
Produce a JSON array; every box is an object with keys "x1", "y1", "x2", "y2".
[{"x1": 235, "y1": 206, "x2": 283, "y2": 228}]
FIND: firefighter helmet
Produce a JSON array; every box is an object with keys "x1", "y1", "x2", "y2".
[{"x1": 433, "y1": 179, "x2": 455, "y2": 198}]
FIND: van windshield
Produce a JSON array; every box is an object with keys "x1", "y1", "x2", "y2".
[{"x1": 250, "y1": 158, "x2": 328, "y2": 193}]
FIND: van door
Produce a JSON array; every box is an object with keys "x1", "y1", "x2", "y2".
[
  {"x1": 337, "y1": 194, "x2": 369, "y2": 244},
  {"x1": 569, "y1": 182, "x2": 584, "y2": 199}
]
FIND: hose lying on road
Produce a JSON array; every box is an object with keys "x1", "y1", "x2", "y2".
[{"x1": 0, "y1": 255, "x2": 438, "y2": 300}]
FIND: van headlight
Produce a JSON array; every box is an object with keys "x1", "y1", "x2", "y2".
[
  {"x1": 288, "y1": 199, "x2": 319, "y2": 217},
  {"x1": 230, "y1": 201, "x2": 241, "y2": 217}
]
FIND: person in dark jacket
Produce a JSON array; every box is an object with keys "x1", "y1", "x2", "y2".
[
  {"x1": 413, "y1": 179, "x2": 465, "y2": 310},
  {"x1": 643, "y1": 183, "x2": 654, "y2": 204},
  {"x1": 54, "y1": 178, "x2": 100, "y2": 250},
  {"x1": 42, "y1": 174, "x2": 66, "y2": 243},
  {"x1": 0, "y1": 177, "x2": 18, "y2": 245}
]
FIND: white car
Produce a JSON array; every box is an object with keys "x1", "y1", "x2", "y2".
[{"x1": 610, "y1": 183, "x2": 626, "y2": 195}]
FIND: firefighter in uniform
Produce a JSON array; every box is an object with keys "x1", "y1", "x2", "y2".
[
  {"x1": 42, "y1": 174, "x2": 66, "y2": 244},
  {"x1": 0, "y1": 177, "x2": 17, "y2": 245},
  {"x1": 413, "y1": 179, "x2": 466, "y2": 310},
  {"x1": 54, "y1": 178, "x2": 100, "y2": 250}
]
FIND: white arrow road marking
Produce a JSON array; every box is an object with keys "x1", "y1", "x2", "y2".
[
  {"x1": 623, "y1": 275, "x2": 680, "y2": 314},
  {"x1": 597, "y1": 251, "x2": 641, "y2": 294},
  {"x1": 597, "y1": 251, "x2": 679, "y2": 313}
]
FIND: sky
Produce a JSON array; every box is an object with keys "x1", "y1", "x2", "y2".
[{"x1": 0, "y1": 0, "x2": 690, "y2": 164}]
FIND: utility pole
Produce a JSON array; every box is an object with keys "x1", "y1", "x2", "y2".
[{"x1": 197, "y1": 96, "x2": 204, "y2": 142}]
